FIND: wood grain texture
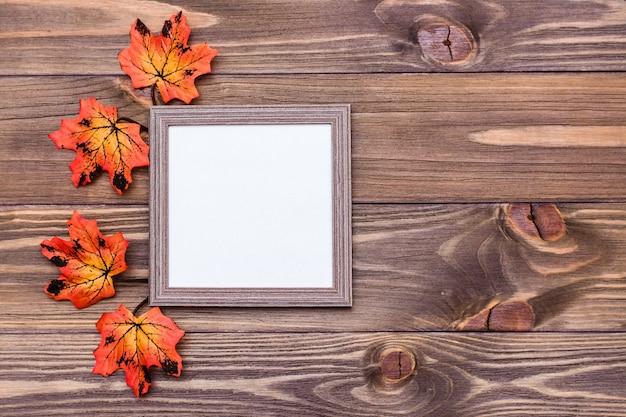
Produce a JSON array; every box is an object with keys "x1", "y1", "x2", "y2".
[
  {"x1": 1, "y1": 74, "x2": 625, "y2": 204},
  {"x1": 1, "y1": 0, "x2": 626, "y2": 75},
  {"x1": 468, "y1": 126, "x2": 626, "y2": 148},
  {"x1": 1, "y1": 332, "x2": 625, "y2": 416},
  {"x1": 2, "y1": 204, "x2": 625, "y2": 332},
  {"x1": 2, "y1": 0, "x2": 626, "y2": 413}
]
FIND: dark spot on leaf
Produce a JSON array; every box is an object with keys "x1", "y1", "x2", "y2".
[
  {"x1": 104, "y1": 335, "x2": 115, "y2": 346},
  {"x1": 184, "y1": 69, "x2": 195, "y2": 77},
  {"x1": 79, "y1": 173, "x2": 88, "y2": 185},
  {"x1": 79, "y1": 118, "x2": 90, "y2": 127},
  {"x1": 76, "y1": 142, "x2": 88, "y2": 151},
  {"x1": 161, "y1": 358, "x2": 179, "y2": 375},
  {"x1": 142, "y1": 366, "x2": 152, "y2": 383},
  {"x1": 161, "y1": 20, "x2": 172, "y2": 38},
  {"x1": 113, "y1": 173, "x2": 129, "y2": 192},
  {"x1": 89, "y1": 165, "x2": 102, "y2": 181},
  {"x1": 41, "y1": 243, "x2": 55, "y2": 252},
  {"x1": 73, "y1": 239, "x2": 83, "y2": 251},
  {"x1": 49, "y1": 256, "x2": 68, "y2": 267},
  {"x1": 98, "y1": 236, "x2": 106, "y2": 247},
  {"x1": 135, "y1": 19, "x2": 150, "y2": 37},
  {"x1": 46, "y1": 279, "x2": 67, "y2": 295},
  {"x1": 180, "y1": 46, "x2": 191, "y2": 54},
  {"x1": 174, "y1": 11, "x2": 183, "y2": 23}
]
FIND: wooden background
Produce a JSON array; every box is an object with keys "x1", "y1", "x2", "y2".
[{"x1": 1, "y1": 0, "x2": 625, "y2": 415}]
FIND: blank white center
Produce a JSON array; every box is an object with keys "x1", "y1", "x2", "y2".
[{"x1": 167, "y1": 124, "x2": 333, "y2": 288}]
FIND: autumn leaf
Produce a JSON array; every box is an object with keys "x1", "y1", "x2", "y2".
[
  {"x1": 93, "y1": 304, "x2": 185, "y2": 397},
  {"x1": 40, "y1": 211, "x2": 129, "y2": 309},
  {"x1": 48, "y1": 97, "x2": 149, "y2": 194},
  {"x1": 118, "y1": 11, "x2": 218, "y2": 104}
]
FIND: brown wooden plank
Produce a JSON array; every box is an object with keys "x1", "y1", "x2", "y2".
[
  {"x1": 1, "y1": 74, "x2": 625, "y2": 204},
  {"x1": 2, "y1": 204, "x2": 625, "y2": 332},
  {"x1": 2, "y1": 0, "x2": 626, "y2": 75},
  {"x1": 1, "y1": 331, "x2": 625, "y2": 416}
]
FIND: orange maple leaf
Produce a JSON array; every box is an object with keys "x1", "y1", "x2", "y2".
[
  {"x1": 48, "y1": 97, "x2": 149, "y2": 194},
  {"x1": 93, "y1": 304, "x2": 185, "y2": 397},
  {"x1": 118, "y1": 11, "x2": 218, "y2": 104},
  {"x1": 40, "y1": 211, "x2": 129, "y2": 309}
]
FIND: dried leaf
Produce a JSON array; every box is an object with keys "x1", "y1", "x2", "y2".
[
  {"x1": 93, "y1": 304, "x2": 185, "y2": 397},
  {"x1": 48, "y1": 97, "x2": 149, "y2": 194},
  {"x1": 40, "y1": 211, "x2": 129, "y2": 309},
  {"x1": 118, "y1": 11, "x2": 218, "y2": 104}
]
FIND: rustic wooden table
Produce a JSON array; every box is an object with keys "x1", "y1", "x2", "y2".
[{"x1": 1, "y1": 1, "x2": 625, "y2": 415}]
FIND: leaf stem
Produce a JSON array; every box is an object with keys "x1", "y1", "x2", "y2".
[
  {"x1": 117, "y1": 117, "x2": 148, "y2": 134},
  {"x1": 150, "y1": 85, "x2": 163, "y2": 106},
  {"x1": 133, "y1": 296, "x2": 150, "y2": 316}
]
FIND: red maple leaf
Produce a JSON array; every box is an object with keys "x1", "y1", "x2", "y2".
[
  {"x1": 93, "y1": 304, "x2": 185, "y2": 397},
  {"x1": 40, "y1": 211, "x2": 129, "y2": 309},
  {"x1": 48, "y1": 97, "x2": 149, "y2": 194},
  {"x1": 118, "y1": 11, "x2": 218, "y2": 104}
]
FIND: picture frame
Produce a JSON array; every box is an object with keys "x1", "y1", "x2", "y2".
[{"x1": 149, "y1": 105, "x2": 352, "y2": 307}]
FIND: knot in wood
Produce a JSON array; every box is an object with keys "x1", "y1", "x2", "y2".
[
  {"x1": 503, "y1": 203, "x2": 567, "y2": 242},
  {"x1": 457, "y1": 300, "x2": 536, "y2": 331},
  {"x1": 415, "y1": 18, "x2": 476, "y2": 64},
  {"x1": 489, "y1": 300, "x2": 536, "y2": 331},
  {"x1": 380, "y1": 348, "x2": 416, "y2": 382}
]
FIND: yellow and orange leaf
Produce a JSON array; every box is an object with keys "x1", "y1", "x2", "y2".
[
  {"x1": 118, "y1": 11, "x2": 218, "y2": 104},
  {"x1": 48, "y1": 97, "x2": 149, "y2": 194},
  {"x1": 40, "y1": 211, "x2": 129, "y2": 309},
  {"x1": 93, "y1": 305, "x2": 185, "y2": 397}
]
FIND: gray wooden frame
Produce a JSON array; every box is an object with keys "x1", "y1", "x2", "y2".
[{"x1": 149, "y1": 105, "x2": 352, "y2": 307}]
